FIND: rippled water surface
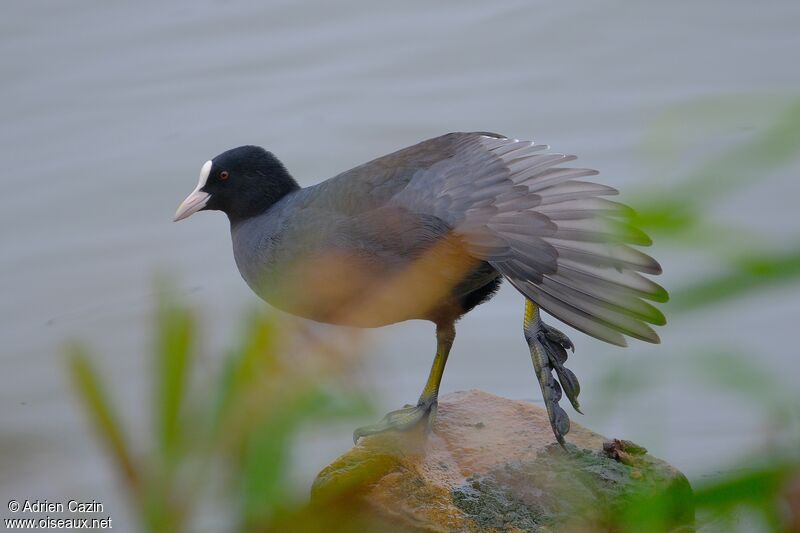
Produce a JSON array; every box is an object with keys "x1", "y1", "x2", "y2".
[{"x1": 2, "y1": 0, "x2": 799, "y2": 525}]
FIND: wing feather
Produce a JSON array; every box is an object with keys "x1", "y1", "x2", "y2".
[{"x1": 375, "y1": 132, "x2": 667, "y2": 345}]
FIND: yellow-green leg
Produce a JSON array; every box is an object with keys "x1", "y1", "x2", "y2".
[
  {"x1": 353, "y1": 323, "x2": 455, "y2": 443},
  {"x1": 523, "y1": 299, "x2": 581, "y2": 446}
]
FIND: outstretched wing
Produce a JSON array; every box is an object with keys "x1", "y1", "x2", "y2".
[{"x1": 388, "y1": 132, "x2": 667, "y2": 346}]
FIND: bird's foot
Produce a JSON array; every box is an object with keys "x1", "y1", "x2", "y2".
[
  {"x1": 353, "y1": 396, "x2": 437, "y2": 443},
  {"x1": 525, "y1": 322, "x2": 582, "y2": 446}
]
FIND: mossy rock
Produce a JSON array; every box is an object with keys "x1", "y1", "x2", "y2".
[{"x1": 313, "y1": 390, "x2": 693, "y2": 532}]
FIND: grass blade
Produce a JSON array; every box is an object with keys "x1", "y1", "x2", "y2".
[{"x1": 67, "y1": 344, "x2": 140, "y2": 492}]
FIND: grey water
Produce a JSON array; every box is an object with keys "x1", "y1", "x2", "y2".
[{"x1": 2, "y1": 0, "x2": 799, "y2": 527}]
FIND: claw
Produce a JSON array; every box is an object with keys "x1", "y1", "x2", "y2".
[
  {"x1": 524, "y1": 311, "x2": 582, "y2": 445},
  {"x1": 552, "y1": 404, "x2": 570, "y2": 445},
  {"x1": 555, "y1": 366, "x2": 582, "y2": 413},
  {"x1": 539, "y1": 325, "x2": 582, "y2": 413},
  {"x1": 353, "y1": 398, "x2": 437, "y2": 444},
  {"x1": 539, "y1": 330, "x2": 569, "y2": 365},
  {"x1": 542, "y1": 324, "x2": 574, "y2": 352}
]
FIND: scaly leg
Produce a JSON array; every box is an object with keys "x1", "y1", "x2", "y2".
[
  {"x1": 353, "y1": 322, "x2": 456, "y2": 443},
  {"x1": 523, "y1": 299, "x2": 582, "y2": 446}
]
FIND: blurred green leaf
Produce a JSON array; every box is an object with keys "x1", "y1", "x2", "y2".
[
  {"x1": 691, "y1": 351, "x2": 793, "y2": 403},
  {"x1": 614, "y1": 458, "x2": 799, "y2": 533},
  {"x1": 674, "y1": 98, "x2": 800, "y2": 206},
  {"x1": 694, "y1": 460, "x2": 799, "y2": 531},
  {"x1": 641, "y1": 94, "x2": 799, "y2": 170},
  {"x1": 240, "y1": 416, "x2": 291, "y2": 527},
  {"x1": 68, "y1": 286, "x2": 373, "y2": 532},
  {"x1": 632, "y1": 97, "x2": 800, "y2": 243},
  {"x1": 671, "y1": 246, "x2": 800, "y2": 312},
  {"x1": 694, "y1": 462, "x2": 794, "y2": 512},
  {"x1": 67, "y1": 343, "x2": 140, "y2": 492},
  {"x1": 155, "y1": 288, "x2": 194, "y2": 463},
  {"x1": 212, "y1": 309, "x2": 277, "y2": 433}
]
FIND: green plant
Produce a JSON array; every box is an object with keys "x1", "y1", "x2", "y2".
[
  {"x1": 601, "y1": 95, "x2": 800, "y2": 532},
  {"x1": 68, "y1": 288, "x2": 380, "y2": 532}
]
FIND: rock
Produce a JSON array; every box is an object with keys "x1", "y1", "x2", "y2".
[{"x1": 313, "y1": 390, "x2": 693, "y2": 532}]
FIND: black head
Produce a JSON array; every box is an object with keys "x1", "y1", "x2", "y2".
[{"x1": 174, "y1": 145, "x2": 299, "y2": 224}]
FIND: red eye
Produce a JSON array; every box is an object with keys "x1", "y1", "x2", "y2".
[{"x1": 220, "y1": 171, "x2": 229, "y2": 180}]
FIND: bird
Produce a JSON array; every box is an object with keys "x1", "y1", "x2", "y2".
[{"x1": 174, "y1": 132, "x2": 667, "y2": 445}]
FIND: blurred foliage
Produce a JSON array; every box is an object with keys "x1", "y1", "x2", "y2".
[
  {"x1": 599, "y1": 349, "x2": 800, "y2": 532},
  {"x1": 671, "y1": 247, "x2": 800, "y2": 312},
  {"x1": 627, "y1": 96, "x2": 800, "y2": 311},
  {"x1": 68, "y1": 287, "x2": 392, "y2": 532},
  {"x1": 608, "y1": 457, "x2": 799, "y2": 533},
  {"x1": 632, "y1": 97, "x2": 800, "y2": 237},
  {"x1": 601, "y1": 95, "x2": 800, "y2": 532}
]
